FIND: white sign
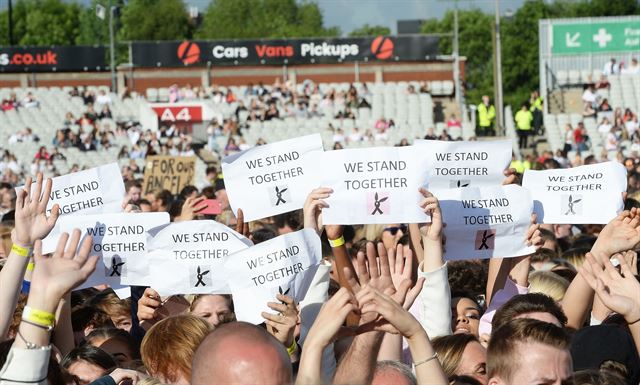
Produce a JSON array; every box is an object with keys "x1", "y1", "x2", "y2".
[
  {"x1": 414, "y1": 139, "x2": 512, "y2": 190},
  {"x1": 320, "y1": 146, "x2": 430, "y2": 224},
  {"x1": 439, "y1": 185, "x2": 535, "y2": 260},
  {"x1": 522, "y1": 161, "x2": 626, "y2": 224},
  {"x1": 43, "y1": 212, "x2": 170, "y2": 290},
  {"x1": 221, "y1": 134, "x2": 324, "y2": 222},
  {"x1": 19, "y1": 163, "x2": 125, "y2": 217},
  {"x1": 140, "y1": 221, "x2": 253, "y2": 295},
  {"x1": 223, "y1": 229, "x2": 322, "y2": 324}
]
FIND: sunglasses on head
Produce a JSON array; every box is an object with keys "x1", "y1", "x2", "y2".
[{"x1": 383, "y1": 225, "x2": 407, "y2": 235}]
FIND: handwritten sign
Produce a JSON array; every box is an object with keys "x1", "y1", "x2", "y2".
[
  {"x1": 143, "y1": 156, "x2": 196, "y2": 195},
  {"x1": 415, "y1": 139, "x2": 512, "y2": 189},
  {"x1": 43, "y1": 212, "x2": 170, "y2": 290},
  {"x1": 439, "y1": 185, "x2": 535, "y2": 260},
  {"x1": 223, "y1": 229, "x2": 321, "y2": 324},
  {"x1": 18, "y1": 163, "x2": 124, "y2": 217},
  {"x1": 221, "y1": 134, "x2": 323, "y2": 222},
  {"x1": 139, "y1": 221, "x2": 253, "y2": 295},
  {"x1": 320, "y1": 146, "x2": 430, "y2": 224},
  {"x1": 522, "y1": 161, "x2": 626, "y2": 224}
]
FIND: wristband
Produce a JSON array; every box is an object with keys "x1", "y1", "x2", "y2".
[
  {"x1": 11, "y1": 244, "x2": 32, "y2": 257},
  {"x1": 413, "y1": 352, "x2": 438, "y2": 367},
  {"x1": 328, "y1": 236, "x2": 345, "y2": 248},
  {"x1": 26, "y1": 262, "x2": 35, "y2": 271},
  {"x1": 286, "y1": 339, "x2": 298, "y2": 356},
  {"x1": 22, "y1": 306, "x2": 55, "y2": 328}
]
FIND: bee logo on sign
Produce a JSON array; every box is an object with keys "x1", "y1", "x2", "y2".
[
  {"x1": 106, "y1": 256, "x2": 126, "y2": 277},
  {"x1": 269, "y1": 185, "x2": 291, "y2": 207},
  {"x1": 562, "y1": 194, "x2": 583, "y2": 215},
  {"x1": 475, "y1": 229, "x2": 496, "y2": 250},
  {"x1": 191, "y1": 266, "x2": 211, "y2": 288},
  {"x1": 450, "y1": 180, "x2": 471, "y2": 188},
  {"x1": 368, "y1": 192, "x2": 389, "y2": 215}
]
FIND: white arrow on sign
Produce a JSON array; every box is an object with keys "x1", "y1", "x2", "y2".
[{"x1": 565, "y1": 32, "x2": 581, "y2": 48}]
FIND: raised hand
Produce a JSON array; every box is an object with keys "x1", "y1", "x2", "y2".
[
  {"x1": 262, "y1": 293, "x2": 299, "y2": 347},
  {"x1": 580, "y1": 252, "x2": 640, "y2": 324},
  {"x1": 303, "y1": 287, "x2": 358, "y2": 349},
  {"x1": 177, "y1": 196, "x2": 208, "y2": 222},
  {"x1": 417, "y1": 188, "x2": 442, "y2": 242},
  {"x1": 345, "y1": 242, "x2": 394, "y2": 295},
  {"x1": 302, "y1": 188, "x2": 333, "y2": 236},
  {"x1": 502, "y1": 168, "x2": 520, "y2": 185},
  {"x1": 592, "y1": 210, "x2": 640, "y2": 258},
  {"x1": 14, "y1": 173, "x2": 60, "y2": 247},
  {"x1": 108, "y1": 368, "x2": 148, "y2": 385},
  {"x1": 524, "y1": 214, "x2": 543, "y2": 248},
  {"x1": 235, "y1": 208, "x2": 251, "y2": 238},
  {"x1": 29, "y1": 230, "x2": 98, "y2": 312},
  {"x1": 137, "y1": 288, "x2": 162, "y2": 323},
  {"x1": 387, "y1": 244, "x2": 425, "y2": 309}
]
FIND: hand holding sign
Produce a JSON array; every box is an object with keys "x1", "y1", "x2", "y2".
[
  {"x1": 176, "y1": 196, "x2": 208, "y2": 222},
  {"x1": 261, "y1": 293, "x2": 298, "y2": 348},
  {"x1": 303, "y1": 187, "x2": 333, "y2": 236},
  {"x1": 15, "y1": 173, "x2": 60, "y2": 248},
  {"x1": 31, "y1": 229, "x2": 98, "y2": 305},
  {"x1": 418, "y1": 188, "x2": 442, "y2": 243}
]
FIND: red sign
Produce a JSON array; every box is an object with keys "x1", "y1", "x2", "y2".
[{"x1": 151, "y1": 106, "x2": 203, "y2": 122}]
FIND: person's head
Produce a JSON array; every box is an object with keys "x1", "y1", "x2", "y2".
[
  {"x1": 381, "y1": 224, "x2": 406, "y2": 250},
  {"x1": 190, "y1": 294, "x2": 235, "y2": 327},
  {"x1": 487, "y1": 318, "x2": 572, "y2": 385},
  {"x1": 125, "y1": 180, "x2": 142, "y2": 204},
  {"x1": 61, "y1": 345, "x2": 117, "y2": 385},
  {"x1": 433, "y1": 334, "x2": 487, "y2": 384},
  {"x1": 153, "y1": 190, "x2": 173, "y2": 212},
  {"x1": 492, "y1": 293, "x2": 567, "y2": 333},
  {"x1": 528, "y1": 271, "x2": 570, "y2": 303},
  {"x1": 141, "y1": 314, "x2": 211, "y2": 385},
  {"x1": 87, "y1": 291, "x2": 132, "y2": 332},
  {"x1": 138, "y1": 199, "x2": 152, "y2": 212},
  {"x1": 451, "y1": 293, "x2": 483, "y2": 337},
  {"x1": 573, "y1": 369, "x2": 626, "y2": 385},
  {"x1": 372, "y1": 361, "x2": 417, "y2": 385},
  {"x1": 85, "y1": 327, "x2": 140, "y2": 367},
  {"x1": 191, "y1": 321, "x2": 292, "y2": 385},
  {"x1": 71, "y1": 306, "x2": 115, "y2": 345},
  {"x1": 482, "y1": 95, "x2": 490, "y2": 105}
]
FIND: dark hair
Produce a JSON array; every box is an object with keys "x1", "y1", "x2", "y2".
[
  {"x1": 273, "y1": 211, "x2": 302, "y2": 232},
  {"x1": 573, "y1": 368, "x2": 626, "y2": 385},
  {"x1": 71, "y1": 306, "x2": 115, "y2": 333},
  {"x1": 492, "y1": 293, "x2": 568, "y2": 333},
  {"x1": 61, "y1": 345, "x2": 117, "y2": 373},
  {"x1": 205, "y1": 166, "x2": 217, "y2": 176},
  {"x1": 178, "y1": 185, "x2": 198, "y2": 200},
  {"x1": 155, "y1": 189, "x2": 174, "y2": 208},
  {"x1": 251, "y1": 227, "x2": 277, "y2": 244},
  {"x1": 124, "y1": 180, "x2": 142, "y2": 191},
  {"x1": 447, "y1": 260, "x2": 488, "y2": 299},
  {"x1": 138, "y1": 199, "x2": 151, "y2": 207},
  {"x1": 85, "y1": 327, "x2": 140, "y2": 359},
  {"x1": 530, "y1": 247, "x2": 558, "y2": 264}
]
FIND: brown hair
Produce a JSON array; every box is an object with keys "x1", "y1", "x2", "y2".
[
  {"x1": 88, "y1": 291, "x2": 131, "y2": 319},
  {"x1": 432, "y1": 334, "x2": 479, "y2": 378},
  {"x1": 141, "y1": 314, "x2": 211, "y2": 382},
  {"x1": 487, "y1": 318, "x2": 570, "y2": 382},
  {"x1": 492, "y1": 293, "x2": 567, "y2": 332}
]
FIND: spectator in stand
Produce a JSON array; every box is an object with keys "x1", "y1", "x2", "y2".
[
  {"x1": 598, "y1": 98, "x2": 613, "y2": 113},
  {"x1": 95, "y1": 90, "x2": 113, "y2": 107},
  {"x1": 597, "y1": 117, "x2": 613, "y2": 135},
  {"x1": 63, "y1": 112, "x2": 76, "y2": 127},
  {"x1": 263, "y1": 103, "x2": 280, "y2": 121},
  {"x1": 626, "y1": 115, "x2": 639, "y2": 139},
  {"x1": 622, "y1": 57, "x2": 639, "y2": 75},
  {"x1": 447, "y1": 114, "x2": 462, "y2": 129},
  {"x1": 224, "y1": 137, "x2": 240, "y2": 156},
  {"x1": 563, "y1": 124, "x2": 574, "y2": 153},
  {"x1": 21, "y1": 92, "x2": 39, "y2": 109},
  {"x1": 603, "y1": 58, "x2": 619, "y2": 75},
  {"x1": 34, "y1": 147, "x2": 50, "y2": 161},
  {"x1": 419, "y1": 81, "x2": 430, "y2": 93},
  {"x1": 50, "y1": 148, "x2": 66, "y2": 161},
  {"x1": 574, "y1": 122, "x2": 588, "y2": 151},
  {"x1": 98, "y1": 105, "x2": 112, "y2": 120},
  {"x1": 439, "y1": 129, "x2": 453, "y2": 141},
  {"x1": 79, "y1": 136, "x2": 97, "y2": 152},
  {"x1": 347, "y1": 127, "x2": 363, "y2": 144},
  {"x1": 332, "y1": 128, "x2": 346, "y2": 145},
  {"x1": 424, "y1": 127, "x2": 437, "y2": 140},
  {"x1": 169, "y1": 84, "x2": 181, "y2": 103},
  {"x1": 396, "y1": 138, "x2": 410, "y2": 147},
  {"x1": 595, "y1": 75, "x2": 610, "y2": 90},
  {"x1": 605, "y1": 126, "x2": 620, "y2": 151},
  {"x1": 515, "y1": 104, "x2": 533, "y2": 149},
  {"x1": 582, "y1": 84, "x2": 598, "y2": 112},
  {"x1": 82, "y1": 89, "x2": 95, "y2": 105}
]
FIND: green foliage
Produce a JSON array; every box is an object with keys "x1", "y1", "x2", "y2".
[
  {"x1": 118, "y1": 0, "x2": 192, "y2": 41},
  {"x1": 4, "y1": 0, "x2": 82, "y2": 46},
  {"x1": 195, "y1": 0, "x2": 338, "y2": 39},
  {"x1": 349, "y1": 24, "x2": 391, "y2": 37}
]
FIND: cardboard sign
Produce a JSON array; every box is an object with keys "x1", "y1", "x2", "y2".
[
  {"x1": 143, "y1": 156, "x2": 196, "y2": 195},
  {"x1": 139, "y1": 220, "x2": 253, "y2": 295},
  {"x1": 522, "y1": 161, "x2": 627, "y2": 224},
  {"x1": 223, "y1": 229, "x2": 322, "y2": 324},
  {"x1": 221, "y1": 134, "x2": 324, "y2": 222},
  {"x1": 43, "y1": 212, "x2": 170, "y2": 290},
  {"x1": 414, "y1": 139, "x2": 512, "y2": 190},
  {"x1": 18, "y1": 163, "x2": 124, "y2": 217},
  {"x1": 438, "y1": 185, "x2": 535, "y2": 260},
  {"x1": 320, "y1": 146, "x2": 431, "y2": 224}
]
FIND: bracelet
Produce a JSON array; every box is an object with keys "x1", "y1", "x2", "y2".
[
  {"x1": 26, "y1": 262, "x2": 35, "y2": 271},
  {"x1": 21, "y1": 318, "x2": 54, "y2": 332},
  {"x1": 328, "y1": 236, "x2": 345, "y2": 248},
  {"x1": 11, "y1": 244, "x2": 32, "y2": 258},
  {"x1": 22, "y1": 306, "x2": 55, "y2": 328},
  {"x1": 413, "y1": 352, "x2": 438, "y2": 367},
  {"x1": 16, "y1": 329, "x2": 48, "y2": 350},
  {"x1": 286, "y1": 339, "x2": 298, "y2": 356}
]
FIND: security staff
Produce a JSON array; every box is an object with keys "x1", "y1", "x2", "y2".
[
  {"x1": 477, "y1": 95, "x2": 496, "y2": 136},
  {"x1": 530, "y1": 90, "x2": 544, "y2": 135},
  {"x1": 515, "y1": 103, "x2": 533, "y2": 149}
]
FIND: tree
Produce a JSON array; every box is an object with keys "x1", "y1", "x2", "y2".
[
  {"x1": 196, "y1": 0, "x2": 338, "y2": 39},
  {"x1": 4, "y1": 0, "x2": 82, "y2": 46},
  {"x1": 349, "y1": 24, "x2": 390, "y2": 37},
  {"x1": 76, "y1": 0, "x2": 125, "y2": 46},
  {"x1": 118, "y1": 0, "x2": 192, "y2": 41}
]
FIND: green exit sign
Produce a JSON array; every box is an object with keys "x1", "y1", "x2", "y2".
[{"x1": 552, "y1": 21, "x2": 640, "y2": 55}]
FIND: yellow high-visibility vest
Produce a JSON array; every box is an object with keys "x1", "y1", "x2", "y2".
[
  {"x1": 478, "y1": 103, "x2": 495, "y2": 127},
  {"x1": 515, "y1": 110, "x2": 533, "y2": 130}
]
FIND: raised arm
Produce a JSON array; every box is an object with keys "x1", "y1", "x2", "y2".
[{"x1": 0, "y1": 173, "x2": 59, "y2": 339}]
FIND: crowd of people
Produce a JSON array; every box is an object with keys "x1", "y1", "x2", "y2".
[{"x1": 0, "y1": 136, "x2": 639, "y2": 385}]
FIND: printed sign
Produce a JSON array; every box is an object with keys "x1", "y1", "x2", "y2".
[
  {"x1": 42, "y1": 212, "x2": 170, "y2": 290},
  {"x1": 18, "y1": 163, "x2": 124, "y2": 217},
  {"x1": 221, "y1": 134, "x2": 323, "y2": 222},
  {"x1": 139, "y1": 220, "x2": 253, "y2": 295},
  {"x1": 414, "y1": 139, "x2": 511, "y2": 190},
  {"x1": 438, "y1": 185, "x2": 535, "y2": 260},
  {"x1": 223, "y1": 229, "x2": 322, "y2": 324},
  {"x1": 522, "y1": 161, "x2": 626, "y2": 224},
  {"x1": 320, "y1": 146, "x2": 430, "y2": 224},
  {"x1": 142, "y1": 156, "x2": 196, "y2": 195}
]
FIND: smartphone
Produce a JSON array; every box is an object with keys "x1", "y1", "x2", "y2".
[
  {"x1": 198, "y1": 199, "x2": 223, "y2": 215},
  {"x1": 140, "y1": 295, "x2": 190, "y2": 330}
]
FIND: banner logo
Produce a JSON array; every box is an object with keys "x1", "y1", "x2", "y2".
[
  {"x1": 371, "y1": 36, "x2": 394, "y2": 60},
  {"x1": 177, "y1": 41, "x2": 200, "y2": 65}
]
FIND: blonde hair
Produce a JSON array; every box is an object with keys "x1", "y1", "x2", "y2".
[
  {"x1": 137, "y1": 378, "x2": 168, "y2": 385},
  {"x1": 141, "y1": 314, "x2": 211, "y2": 382},
  {"x1": 355, "y1": 224, "x2": 385, "y2": 243},
  {"x1": 432, "y1": 334, "x2": 479, "y2": 378},
  {"x1": 528, "y1": 271, "x2": 570, "y2": 302}
]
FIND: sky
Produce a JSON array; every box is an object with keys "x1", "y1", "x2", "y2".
[{"x1": 0, "y1": 0, "x2": 529, "y2": 35}]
